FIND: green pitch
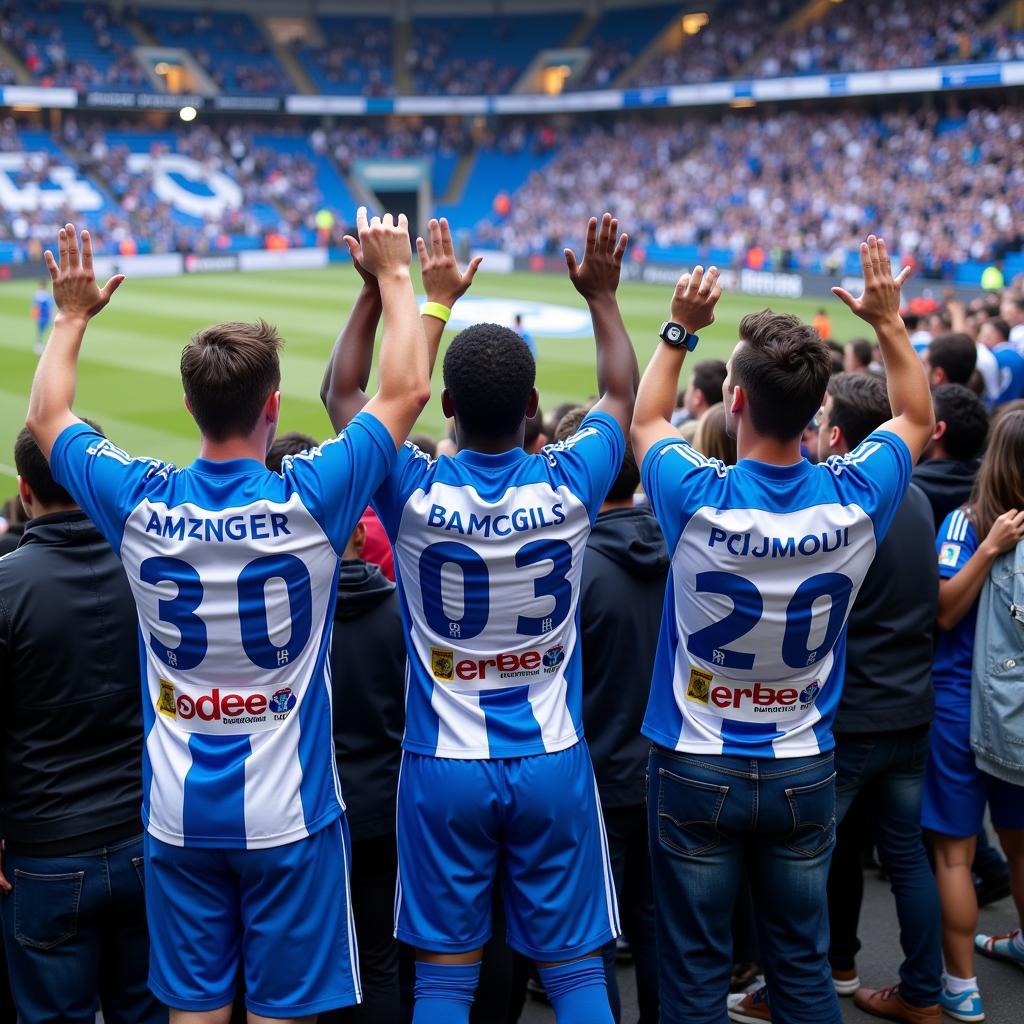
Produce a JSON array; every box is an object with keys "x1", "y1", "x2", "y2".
[{"x1": 0, "y1": 268, "x2": 863, "y2": 487}]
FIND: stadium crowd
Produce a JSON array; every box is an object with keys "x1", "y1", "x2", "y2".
[
  {"x1": 0, "y1": 208, "x2": 1023, "y2": 1024},
  {"x1": 479, "y1": 106, "x2": 1024, "y2": 276}
]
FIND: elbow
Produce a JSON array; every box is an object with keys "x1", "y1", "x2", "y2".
[
  {"x1": 411, "y1": 382, "x2": 432, "y2": 410},
  {"x1": 936, "y1": 612, "x2": 954, "y2": 634}
]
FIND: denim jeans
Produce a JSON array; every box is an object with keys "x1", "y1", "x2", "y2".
[
  {"x1": 0, "y1": 835, "x2": 165, "y2": 1024},
  {"x1": 647, "y1": 745, "x2": 840, "y2": 1024},
  {"x1": 829, "y1": 726, "x2": 943, "y2": 1006}
]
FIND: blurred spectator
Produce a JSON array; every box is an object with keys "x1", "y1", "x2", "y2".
[
  {"x1": 0, "y1": 426, "x2": 161, "y2": 1024},
  {"x1": 843, "y1": 339, "x2": 874, "y2": 375},
  {"x1": 925, "y1": 334, "x2": 977, "y2": 387},
  {"x1": 818, "y1": 372, "x2": 943, "y2": 1019},
  {"x1": 912, "y1": 384, "x2": 989, "y2": 530}
]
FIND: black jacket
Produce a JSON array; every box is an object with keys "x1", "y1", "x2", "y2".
[
  {"x1": 834, "y1": 484, "x2": 938, "y2": 734},
  {"x1": 580, "y1": 507, "x2": 669, "y2": 807},
  {"x1": 330, "y1": 559, "x2": 405, "y2": 842},
  {"x1": 912, "y1": 458, "x2": 979, "y2": 531},
  {"x1": 0, "y1": 512, "x2": 143, "y2": 854}
]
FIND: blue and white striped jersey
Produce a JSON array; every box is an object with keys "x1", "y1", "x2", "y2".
[
  {"x1": 641, "y1": 431, "x2": 912, "y2": 759},
  {"x1": 373, "y1": 411, "x2": 625, "y2": 759},
  {"x1": 49, "y1": 412, "x2": 396, "y2": 849}
]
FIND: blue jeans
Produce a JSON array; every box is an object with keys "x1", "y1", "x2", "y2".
[
  {"x1": 829, "y1": 726, "x2": 942, "y2": 1006},
  {"x1": 0, "y1": 835, "x2": 165, "y2": 1024},
  {"x1": 647, "y1": 746, "x2": 840, "y2": 1024}
]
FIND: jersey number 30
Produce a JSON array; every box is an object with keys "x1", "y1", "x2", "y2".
[{"x1": 140, "y1": 554, "x2": 312, "y2": 670}]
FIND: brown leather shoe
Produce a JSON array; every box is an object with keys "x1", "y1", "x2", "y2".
[{"x1": 854, "y1": 985, "x2": 941, "y2": 1022}]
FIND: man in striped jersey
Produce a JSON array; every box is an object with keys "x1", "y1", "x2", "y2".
[
  {"x1": 630, "y1": 237, "x2": 935, "y2": 1024},
  {"x1": 26, "y1": 214, "x2": 430, "y2": 1023}
]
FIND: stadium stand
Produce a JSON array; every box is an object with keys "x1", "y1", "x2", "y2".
[
  {"x1": 137, "y1": 7, "x2": 293, "y2": 94},
  {"x1": 568, "y1": 2, "x2": 680, "y2": 90},
  {"x1": 293, "y1": 16, "x2": 394, "y2": 97},
  {"x1": 2, "y1": 2, "x2": 149, "y2": 90},
  {"x1": 408, "y1": 11, "x2": 579, "y2": 94},
  {"x1": 475, "y1": 107, "x2": 1024, "y2": 280}
]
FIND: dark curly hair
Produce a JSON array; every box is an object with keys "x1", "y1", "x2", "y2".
[{"x1": 442, "y1": 323, "x2": 536, "y2": 437}]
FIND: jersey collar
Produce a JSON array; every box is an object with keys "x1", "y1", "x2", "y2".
[
  {"x1": 190, "y1": 457, "x2": 268, "y2": 477},
  {"x1": 736, "y1": 457, "x2": 812, "y2": 481},
  {"x1": 453, "y1": 447, "x2": 530, "y2": 469}
]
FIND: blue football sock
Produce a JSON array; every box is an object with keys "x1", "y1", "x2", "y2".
[
  {"x1": 411, "y1": 961, "x2": 481, "y2": 1024},
  {"x1": 538, "y1": 957, "x2": 614, "y2": 1024}
]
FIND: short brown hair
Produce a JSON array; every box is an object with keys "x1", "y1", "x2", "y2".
[
  {"x1": 826, "y1": 372, "x2": 891, "y2": 450},
  {"x1": 732, "y1": 311, "x2": 832, "y2": 441},
  {"x1": 181, "y1": 321, "x2": 282, "y2": 441}
]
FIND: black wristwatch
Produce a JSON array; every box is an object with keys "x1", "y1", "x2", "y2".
[{"x1": 659, "y1": 321, "x2": 700, "y2": 351}]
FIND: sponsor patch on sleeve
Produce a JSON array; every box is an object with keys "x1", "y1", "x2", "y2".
[{"x1": 938, "y1": 542, "x2": 961, "y2": 568}]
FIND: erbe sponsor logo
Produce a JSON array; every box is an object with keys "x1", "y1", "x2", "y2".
[
  {"x1": 430, "y1": 645, "x2": 565, "y2": 684},
  {"x1": 156, "y1": 680, "x2": 297, "y2": 730},
  {"x1": 686, "y1": 667, "x2": 821, "y2": 715}
]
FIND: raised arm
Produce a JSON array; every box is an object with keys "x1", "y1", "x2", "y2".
[
  {"x1": 320, "y1": 240, "x2": 383, "y2": 432},
  {"x1": 352, "y1": 209, "x2": 431, "y2": 449},
  {"x1": 630, "y1": 265, "x2": 722, "y2": 464},
  {"x1": 417, "y1": 217, "x2": 482, "y2": 376},
  {"x1": 26, "y1": 224, "x2": 124, "y2": 458},
  {"x1": 565, "y1": 214, "x2": 637, "y2": 438},
  {"x1": 321, "y1": 216, "x2": 479, "y2": 434},
  {"x1": 832, "y1": 235, "x2": 934, "y2": 459}
]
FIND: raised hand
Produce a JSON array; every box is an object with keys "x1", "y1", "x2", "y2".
[
  {"x1": 417, "y1": 217, "x2": 482, "y2": 307},
  {"x1": 565, "y1": 213, "x2": 628, "y2": 303},
  {"x1": 671, "y1": 264, "x2": 721, "y2": 332},
  {"x1": 832, "y1": 235, "x2": 910, "y2": 327},
  {"x1": 44, "y1": 224, "x2": 124, "y2": 321},
  {"x1": 341, "y1": 232, "x2": 377, "y2": 291},
  {"x1": 353, "y1": 207, "x2": 411, "y2": 278}
]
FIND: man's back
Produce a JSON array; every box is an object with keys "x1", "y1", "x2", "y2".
[
  {"x1": 642, "y1": 431, "x2": 910, "y2": 757},
  {"x1": 0, "y1": 511, "x2": 142, "y2": 853},
  {"x1": 49, "y1": 413, "x2": 394, "y2": 849},
  {"x1": 372, "y1": 412, "x2": 624, "y2": 760}
]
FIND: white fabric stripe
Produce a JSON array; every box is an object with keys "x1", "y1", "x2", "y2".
[
  {"x1": 958, "y1": 512, "x2": 970, "y2": 542},
  {"x1": 592, "y1": 774, "x2": 621, "y2": 935},
  {"x1": 144, "y1": 657, "x2": 191, "y2": 842},
  {"x1": 674, "y1": 444, "x2": 711, "y2": 468},
  {"x1": 339, "y1": 819, "x2": 362, "y2": 1002},
  {"x1": 393, "y1": 754, "x2": 405, "y2": 933},
  {"x1": 243, "y1": 721, "x2": 307, "y2": 848},
  {"x1": 949, "y1": 510, "x2": 963, "y2": 541}
]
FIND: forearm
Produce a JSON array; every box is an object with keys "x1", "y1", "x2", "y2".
[
  {"x1": 26, "y1": 312, "x2": 86, "y2": 455},
  {"x1": 422, "y1": 313, "x2": 446, "y2": 378},
  {"x1": 321, "y1": 284, "x2": 382, "y2": 431},
  {"x1": 876, "y1": 316, "x2": 933, "y2": 430},
  {"x1": 937, "y1": 547, "x2": 997, "y2": 631},
  {"x1": 591, "y1": 295, "x2": 637, "y2": 403},
  {"x1": 634, "y1": 341, "x2": 687, "y2": 430},
  {"x1": 368, "y1": 269, "x2": 431, "y2": 444}
]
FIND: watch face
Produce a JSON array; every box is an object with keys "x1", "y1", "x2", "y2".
[{"x1": 665, "y1": 324, "x2": 682, "y2": 343}]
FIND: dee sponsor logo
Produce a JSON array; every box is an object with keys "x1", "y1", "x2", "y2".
[{"x1": 156, "y1": 681, "x2": 297, "y2": 730}]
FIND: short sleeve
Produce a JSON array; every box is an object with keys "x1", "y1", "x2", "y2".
[
  {"x1": 936, "y1": 509, "x2": 978, "y2": 580},
  {"x1": 49, "y1": 421, "x2": 169, "y2": 552},
  {"x1": 371, "y1": 441, "x2": 437, "y2": 541},
  {"x1": 822, "y1": 429, "x2": 912, "y2": 541},
  {"x1": 279, "y1": 410, "x2": 396, "y2": 553},
  {"x1": 641, "y1": 435, "x2": 728, "y2": 550},
  {"x1": 539, "y1": 411, "x2": 626, "y2": 522}
]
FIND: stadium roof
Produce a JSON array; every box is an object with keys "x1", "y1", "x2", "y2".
[{"x1": 118, "y1": 0, "x2": 682, "y2": 14}]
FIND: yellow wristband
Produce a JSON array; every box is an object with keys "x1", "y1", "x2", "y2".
[{"x1": 422, "y1": 301, "x2": 452, "y2": 323}]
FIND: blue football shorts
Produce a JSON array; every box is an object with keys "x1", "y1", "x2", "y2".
[
  {"x1": 144, "y1": 816, "x2": 361, "y2": 1016},
  {"x1": 922, "y1": 709, "x2": 1024, "y2": 837},
  {"x1": 395, "y1": 740, "x2": 620, "y2": 961}
]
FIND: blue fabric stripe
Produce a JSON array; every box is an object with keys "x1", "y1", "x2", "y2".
[
  {"x1": 719, "y1": 717, "x2": 785, "y2": 757},
  {"x1": 393, "y1": 558, "x2": 441, "y2": 755},
  {"x1": 641, "y1": 569, "x2": 685, "y2": 746},
  {"x1": 479, "y1": 686, "x2": 544, "y2": 752},
  {"x1": 811, "y1": 634, "x2": 846, "y2": 753},
  {"x1": 138, "y1": 630, "x2": 154, "y2": 832},
  {"x1": 182, "y1": 734, "x2": 250, "y2": 843},
  {"x1": 297, "y1": 558, "x2": 344, "y2": 825}
]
